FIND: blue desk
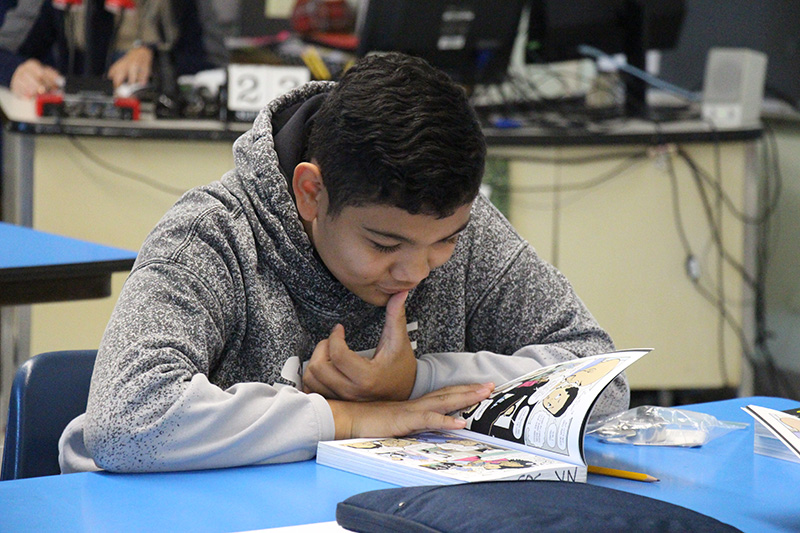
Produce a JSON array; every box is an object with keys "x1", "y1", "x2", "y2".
[
  {"x1": 0, "y1": 396, "x2": 797, "y2": 532},
  {"x1": 0, "y1": 222, "x2": 137, "y2": 306},
  {"x1": 0, "y1": 222, "x2": 137, "y2": 428},
  {"x1": 584, "y1": 396, "x2": 800, "y2": 533}
]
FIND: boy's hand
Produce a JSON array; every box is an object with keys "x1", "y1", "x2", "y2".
[
  {"x1": 303, "y1": 291, "x2": 417, "y2": 401},
  {"x1": 328, "y1": 383, "x2": 494, "y2": 440}
]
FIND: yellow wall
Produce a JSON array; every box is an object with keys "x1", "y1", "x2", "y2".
[{"x1": 30, "y1": 136, "x2": 235, "y2": 356}]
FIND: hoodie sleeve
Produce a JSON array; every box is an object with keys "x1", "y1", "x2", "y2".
[{"x1": 71, "y1": 249, "x2": 335, "y2": 473}]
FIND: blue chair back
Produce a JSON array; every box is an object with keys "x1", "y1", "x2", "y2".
[{"x1": 1, "y1": 350, "x2": 97, "y2": 481}]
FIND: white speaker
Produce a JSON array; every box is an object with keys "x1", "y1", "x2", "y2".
[{"x1": 701, "y1": 48, "x2": 768, "y2": 127}]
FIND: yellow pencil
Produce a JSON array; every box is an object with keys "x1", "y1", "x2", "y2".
[
  {"x1": 301, "y1": 46, "x2": 331, "y2": 80},
  {"x1": 588, "y1": 465, "x2": 659, "y2": 483}
]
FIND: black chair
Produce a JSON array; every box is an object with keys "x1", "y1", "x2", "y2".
[{"x1": 1, "y1": 350, "x2": 97, "y2": 481}]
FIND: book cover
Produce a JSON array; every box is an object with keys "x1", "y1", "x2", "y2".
[
  {"x1": 744, "y1": 404, "x2": 800, "y2": 464},
  {"x1": 317, "y1": 349, "x2": 650, "y2": 486}
]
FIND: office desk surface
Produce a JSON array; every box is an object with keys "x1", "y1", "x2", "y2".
[
  {"x1": 0, "y1": 460, "x2": 394, "y2": 532},
  {"x1": 0, "y1": 88, "x2": 249, "y2": 142},
  {"x1": 0, "y1": 222, "x2": 137, "y2": 305},
  {"x1": 1, "y1": 87, "x2": 761, "y2": 147},
  {"x1": 584, "y1": 396, "x2": 800, "y2": 533},
  {"x1": 0, "y1": 396, "x2": 797, "y2": 532}
]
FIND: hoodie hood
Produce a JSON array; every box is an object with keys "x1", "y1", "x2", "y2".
[{"x1": 221, "y1": 82, "x2": 377, "y2": 321}]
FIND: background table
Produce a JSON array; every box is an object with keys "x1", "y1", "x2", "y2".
[
  {"x1": 0, "y1": 222, "x2": 136, "y2": 428},
  {"x1": 0, "y1": 396, "x2": 796, "y2": 532},
  {"x1": 0, "y1": 222, "x2": 136, "y2": 305}
]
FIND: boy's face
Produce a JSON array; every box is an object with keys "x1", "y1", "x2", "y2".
[{"x1": 310, "y1": 192, "x2": 472, "y2": 307}]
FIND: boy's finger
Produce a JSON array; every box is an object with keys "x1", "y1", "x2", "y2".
[
  {"x1": 402, "y1": 387, "x2": 492, "y2": 433},
  {"x1": 304, "y1": 346, "x2": 355, "y2": 398},
  {"x1": 390, "y1": 412, "x2": 466, "y2": 436},
  {"x1": 376, "y1": 290, "x2": 410, "y2": 353},
  {"x1": 417, "y1": 383, "x2": 495, "y2": 413},
  {"x1": 327, "y1": 324, "x2": 368, "y2": 378},
  {"x1": 302, "y1": 370, "x2": 339, "y2": 399},
  {"x1": 304, "y1": 338, "x2": 347, "y2": 394},
  {"x1": 327, "y1": 324, "x2": 347, "y2": 352}
]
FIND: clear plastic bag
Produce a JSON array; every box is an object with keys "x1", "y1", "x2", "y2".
[{"x1": 586, "y1": 405, "x2": 747, "y2": 447}]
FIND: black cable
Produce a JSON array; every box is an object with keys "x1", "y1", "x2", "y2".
[
  {"x1": 662, "y1": 143, "x2": 729, "y2": 384},
  {"x1": 673, "y1": 137, "x2": 795, "y2": 399},
  {"x1": 68, "y1": 136, "x2": 188, "y2": 196},
  {"x1": 664, "y1": 148, "x2": 695, "y2": 259},
  {"x1": 712, "y1": 132, "x2": 729, "y2": 385},
  {"x1": 751, "y1": 125, "x2": 798, "y2": 399},
  {"x1": 678, "y1": 140, "x2": 781, "y2": 226},
  {"x1": 676, "y1": 147, "x2": 757, "y2": 289},
  {"x1": 755, "y1": 125, "x2": 781, "y2": 351}
]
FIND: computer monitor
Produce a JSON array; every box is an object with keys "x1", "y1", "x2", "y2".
[
  {"x1": 356, "y1": 0, "x2": 526, "y2": 85},
  {"x1": 658, "y1": 0, "x2": 800, "y2": 111},
  {"x1": 526, "y1": 0, "x2": 686, "y2": 116}
]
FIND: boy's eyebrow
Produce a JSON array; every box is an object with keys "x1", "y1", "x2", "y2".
[{"x1": 365, "y1": 218, "x2": 471, "y2": 244}]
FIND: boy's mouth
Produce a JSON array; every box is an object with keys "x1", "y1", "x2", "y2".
[{"x1": 378, "y1": 285, "x2": 415, "y2": 295}]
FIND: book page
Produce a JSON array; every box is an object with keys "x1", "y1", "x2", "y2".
[
  {"x1": 318, "y1": 430, "x2": 584, "y2": 485},
  {"x1": 460, "y1": 349, "x2": 650, "y2": 464},
  {"x1": 744, "y1": 405, "x2": 800, "y2": 461}
]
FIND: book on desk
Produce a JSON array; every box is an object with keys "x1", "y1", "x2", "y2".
[
  {"x1": 744, "y1": 404, "x2": 800, "y2": 464},
  {"x1": 317, "y1": 349, "x2": 650, "y2": 486}
]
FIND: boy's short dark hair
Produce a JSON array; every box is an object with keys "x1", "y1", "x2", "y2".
[{"x1": 307, "y1": 52, "x2": 486, "y2": 219}]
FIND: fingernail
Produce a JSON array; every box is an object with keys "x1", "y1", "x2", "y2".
[{"x1": 478, "y1": 382, "x2": 494, "y2": 394}]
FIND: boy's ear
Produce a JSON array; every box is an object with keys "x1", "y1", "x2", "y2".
[{"x1": 293, "y1": 162, "x2": 325, "y2": 221}]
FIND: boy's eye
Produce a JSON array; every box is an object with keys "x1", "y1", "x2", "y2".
[
  {"x1": 444, "y1": 234, "x2": 460, "y2": 245},
  {"x1": 371, "y1": 241, "x2": 400, "y2": 253}
]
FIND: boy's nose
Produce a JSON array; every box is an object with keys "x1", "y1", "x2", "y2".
[{"x1": 392, "y1": 254, "x2": 431, "y2": 285}]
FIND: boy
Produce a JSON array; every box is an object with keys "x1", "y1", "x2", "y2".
[{"x1": 59, "y1": 52, "x2": 627, "y2": 473}]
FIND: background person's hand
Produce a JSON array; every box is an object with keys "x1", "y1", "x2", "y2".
[
  {"x1": 107, "y1": 46, "x2": 153, "y2": 88},
  {"x1": 303, "y1": 291, "x2": 417, "y2": 401},
  {"x1": 327, "y1": 382, "x2": 494, "y2": 440},
  {"x1": 10, "y1": 59, "x2": 62, "y2": 98}
]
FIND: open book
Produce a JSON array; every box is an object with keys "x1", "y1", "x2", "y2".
[
  {"x1": 743, "y1": 404, "x2": 800, "y2": 464},
  {"x1": 317, "y1": 349, "x2": 650, "y2": 486}
]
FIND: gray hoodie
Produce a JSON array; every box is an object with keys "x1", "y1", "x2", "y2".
[{"x1": 59, "y1": 81, "x2": 627, "y2": 473}]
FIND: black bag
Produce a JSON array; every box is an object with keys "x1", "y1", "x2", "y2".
[{"x1": 336, "y1": 481, "x2": 741, "y2": 532}]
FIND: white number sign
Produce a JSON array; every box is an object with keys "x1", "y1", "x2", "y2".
[{"x1": 227, "y1": 64, "x2": 311, "y2": 112}]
